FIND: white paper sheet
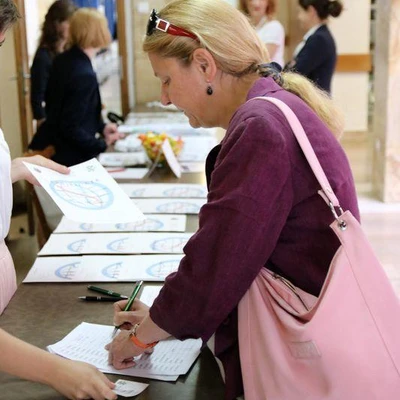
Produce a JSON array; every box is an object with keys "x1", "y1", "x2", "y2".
[
  {"x1": 140, "y1": 285, "x2": 163, "y2": 306},
  {"x1": 38, "y1": 232, "x2": 193, "y2": 256},
  {"x1": 105, "y1": 168, "x2": 149, "y2": 180},
  {"x1": 23, "y1": 158, "x2": 145, "y2": 224},
  {"x1": 23, "y1": 256, "x2": 83, "y2": 282},
  {"x1": 178, "y1": 136, "x2": 218, "y2": 162},
  {"x1": 54, "y1": 214, "x2": 187, "y2": 233},
  {"x1": 99, "y1": 152, "x2": 146, "y2": 167},
  {"x1": 119, "y1": 183, "x2": 207, "y2": 198},
  {"x1": 161, "y1": 139, "x2": 182, "y2": 178},
  {"x1": 180, "y1": 162, "x2": 205, "y2": 174},
  {"x1": 48, "y1": 323, "x2": 201, "y2": 380},
  {"x1": 114, "y1": 380, "x2": 149, "y2": 397},
  {"x1": 133, "y1": 198, "x2": 206, "y2": 214},
  {"x1": 24, "y1": 255, "x2": 183, "y2": 283}
]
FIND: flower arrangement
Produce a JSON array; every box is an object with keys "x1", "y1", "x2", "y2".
[{"x1": 138, "y1": 132, "x2": 184, "y2": 163}]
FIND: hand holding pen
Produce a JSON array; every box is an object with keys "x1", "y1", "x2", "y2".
[
  {"x1": 112, "y1": 295, "x2": 150, "y2": 333},
  {"x1": 111, "y1": 281, "x2": 144, "y2": 338}
]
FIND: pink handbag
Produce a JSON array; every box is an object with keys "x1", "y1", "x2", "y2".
[{"x1": 238, "y1": 97, "x2": 400, "y2": 400}]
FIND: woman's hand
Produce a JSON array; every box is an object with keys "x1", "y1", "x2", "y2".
[
  {"x1": 11, "y1": 155, "x2": 69, "y2": 185},
  {"x1": 36, "y1": 118, "x2": 46, "y2": 129},
  {"x1": 113, "y1": 299, "x2": 150, "y2": 331},
  {"x1": 106, "y1": 330, "x2": 146, "y2": 370},
  {"x1": 49, "y1": 359, "x2": 117, "y2": 400},
  {"x1": 103, "y1": 123, "x2": 124, "y2": 146}
]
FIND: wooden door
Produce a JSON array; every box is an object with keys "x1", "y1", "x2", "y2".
[{"x1": 13, "y1": 0, "x2": 33, "y2": 151}]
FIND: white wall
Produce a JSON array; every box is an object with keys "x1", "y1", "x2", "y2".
[
  {"x1": 0, "y1": 29, "x2": 23, "y2": 159},
  {"x1": 25, "y1": 0, "x2": 55, "y2": 63},
  {"x1": 330, "y1": 0, "x2": 371, "y2": 132}
]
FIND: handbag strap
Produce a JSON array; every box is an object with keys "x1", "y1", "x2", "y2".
[{"x1": 251, "y1": 96, "x2": 341, "y2": 209}]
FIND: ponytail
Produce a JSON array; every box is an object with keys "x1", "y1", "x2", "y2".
[
  {"x1": 258, "y1": 63, "x2": 344, "y2": 138},
  {"x1": 299, "y1": 0, "x2": 343, "y2": 20}
]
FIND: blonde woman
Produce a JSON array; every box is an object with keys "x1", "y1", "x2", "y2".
[
  {"x1": 239, "y1": 0, "x2": 285, "y2": 67},
  {"x1": 106, "y1": 1, "x2": 358, "y2": 399},
  {"x1": 29, "y1": 8, "x2": 123, "y2": 166}
]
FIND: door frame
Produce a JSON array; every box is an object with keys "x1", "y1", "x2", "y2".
[
  {"x1": 13, "y1": 0, "x2": 33, "y2": 152},
  {"x1": 116, "y1": 0, "x2": 130, "y2": 117}
]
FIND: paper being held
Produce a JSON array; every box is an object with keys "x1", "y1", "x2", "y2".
[
  {"x1": 23, "y1": 158, "x2": 145, "y2": 224},
  {"x1": 114, "y1": 380, "x2": 149, "y2": 397}
]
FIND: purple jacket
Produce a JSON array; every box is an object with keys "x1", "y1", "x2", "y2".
[{"x1": 150, "y1": 78, "x2": 359, "y2": 399}]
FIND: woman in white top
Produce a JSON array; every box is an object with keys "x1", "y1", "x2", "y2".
[
  {"x1": 239, "y1": 0, "x2": 285, "y2": 67},
  {"x1": 0, "y1": 2, "x2": 116, "y2": 398}
]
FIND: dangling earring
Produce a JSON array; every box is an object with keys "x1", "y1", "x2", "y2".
[{"x1": 206, "y1": 85, "x2": 213, "y2": 95}]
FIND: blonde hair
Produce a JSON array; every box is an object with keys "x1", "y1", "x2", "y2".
[
  {"x1": 239, "y1": 0, "x2": 277, "y2": 17},
  {"x1": 69, "y1": 8, "x2": 111, "y2": 49},
  {"x1": 143, "y1": 0, "x2": 344, "y2": 138}
]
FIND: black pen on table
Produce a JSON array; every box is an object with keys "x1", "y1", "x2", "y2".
[
  {"x1": 79, "y1": 296, "x2": 123, "y2": 302},
  {"x1": 87, "y1": 285, "x2": 128, "y2": 299},
  {"x1": 111, "y1": 280, "x2": 143, "y2": 338}
]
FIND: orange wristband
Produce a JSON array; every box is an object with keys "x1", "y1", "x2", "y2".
[{"x1": 129, "y1": 323, "x2": 158, "y2": 349}]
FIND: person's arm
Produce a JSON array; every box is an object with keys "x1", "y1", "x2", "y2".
[
  {"x1": 258, "y1": 20, "x2": 284, "y2": 63},
  {"x1": 57, "y1": 73, "x2": 107, "y2": 155},
  {"x1": 10, "y1": 155, "x2": 69, "y2": 185},
  {"x1": 106, "y1": 300, "x2": 169, "y2": 368},
  {"x1": 266, "y1": 43, "x2": 278, "y2": 60},
  {"x1": 291, "y1": 34, "x2": 328, "y2": 76},
  {"x1": 0, "y1": 329, "x2": 117, "y2": 400},
  {"x1": 107, "y1": 109, "x2": 294, "y2": 367},
  {"x1": 103, "y1": 123, "x2": 125, "y2": 146},
  {"x1": 30, "y1": 49, "x2": 51, "y2": 121}
]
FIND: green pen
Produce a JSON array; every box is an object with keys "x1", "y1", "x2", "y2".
[
  {"x1": 111, "y1": 280, "x2": 144, "y2": 338},
  {"x1": 87, "y1": 285, "x2": 128, "y2": 299}
]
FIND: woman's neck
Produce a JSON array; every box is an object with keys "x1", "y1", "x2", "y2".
[
  {"x1": 305, "y1": 18, "x2": 326, "y2": 33},
  {"x1": 82, "y1": 47, "x2": 97, "y2": 60},
  {"x1": 218, "y1": 73, "x2": 260, "y2": 129},
  {"x1": 252, "y1": 15, "x2": 268, "y2": 28}
]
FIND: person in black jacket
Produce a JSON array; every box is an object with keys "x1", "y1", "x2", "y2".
[
  {"x1": 285, "y1": 0, "x2": 343, "y2": 94},
  {"x1": 30, "y1": 0, "x2": 76, "y2": 128},
  {"x1": 29, "y1": 8, "x2": 123, "y2": 166}
]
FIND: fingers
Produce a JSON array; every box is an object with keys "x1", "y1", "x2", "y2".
[
  {"x1": 25, "y1": 155, "x2": 70, "y2": 174},
  {"x1": 89, "y1": 385, "x2": 117, "y2": 400},
  {"x1": 113, "y1": 311, "x2": 142, "y2": 327},
  {"x1": 113, "y1": 357, "x2": 136, "y2": 370},
  {"x1": 39, "y1": 157, "x2": 70, "y2": 175},
  {"x1": 113, "y1": 300, "x2": 128, "y2": 312}
]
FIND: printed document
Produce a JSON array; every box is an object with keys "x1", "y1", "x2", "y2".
[
  {"x1": 24, "y1": 255, "x2": 183, "y2": 283},
  {"x1": 48, "y1": 323, "x2": 201, "y2": 381},
  {"x1": 23, "y1": 158, "x2": 145, "y2": 224}
]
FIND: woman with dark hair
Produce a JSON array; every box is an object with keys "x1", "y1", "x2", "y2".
[
  {"x1": 285, "y1": 0, "x2": 343, "y2": 93},
  {"x1": 30, "y1": 0, "x2": 76, "y2": 128}
]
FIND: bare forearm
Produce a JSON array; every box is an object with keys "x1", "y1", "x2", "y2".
[
  {"x1": 135, "y1": 314, "x2": 170, "y2": 344},
  {"x1": 0, "y1": 329, "x2": 63, "y2": 386},
  {"x1": 266, "y1": 43, "x2": 278, "y2": 59}
]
